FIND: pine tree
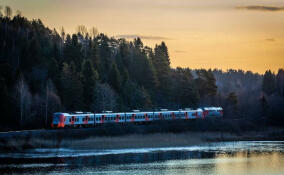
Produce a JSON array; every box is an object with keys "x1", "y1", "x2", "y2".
[
  {"x1": 60, "y1": 62, "x2": 83, "y2": 110},
  {"x1": 152, "y1": 42, "x2": 172, "y2": 105},
  {"x1": 196, "y1": 69, "x2": 217, "y2": 97},
  {"x1": 180, "y1": 69, "x2": 200, "y2": 107},
  {"x1": 262, "y1": 70, "x2": 276, "y2": 95},
  {"x1": 109, "y1": 63, "x2": 122, "y2": 91},
  {"x1": 82, "y1": 59, "x2": 98, "y2": 110},
  {"x1": 276, "y1": 69, "x2": 284, "y2": 97}
]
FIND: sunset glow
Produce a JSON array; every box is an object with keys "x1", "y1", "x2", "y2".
[{"x1": 3, "y1": 0, "x2": 284, "y2": 73}]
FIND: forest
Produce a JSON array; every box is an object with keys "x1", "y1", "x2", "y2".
[{"x1": 0, "y1": 7, "x2": 284, "y2": 131}]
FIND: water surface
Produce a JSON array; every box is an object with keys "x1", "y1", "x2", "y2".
[{"x1": 1, "y1": 141, "x2": 283, "y2": 175}]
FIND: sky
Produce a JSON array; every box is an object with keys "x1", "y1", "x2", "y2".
[{"x1": 1, "y1": 0, "x2": 284, "y2": 74}]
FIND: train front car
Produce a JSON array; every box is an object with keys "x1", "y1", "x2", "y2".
[
  {"x1": 51, "y1": 112, "x2": 95, "y2": 128},
  {"x1": 51, "y1": 112, "x2": 66, "y2": 128},
  {"x1": 203, "y1": 107, "x2": 223, "y2": 118}
]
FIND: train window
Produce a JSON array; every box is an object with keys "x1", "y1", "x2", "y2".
[{"x1": 69, "y1": 118, "x2": 71, "y2": 122}]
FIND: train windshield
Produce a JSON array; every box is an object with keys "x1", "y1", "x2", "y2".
[{"x1": 52, "y1": 114, "x2": 62, "y2": 123}]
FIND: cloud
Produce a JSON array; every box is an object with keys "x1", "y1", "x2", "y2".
[
  {"x1": 116, "y1": 34, "x2": 171, "y2": 40},
  {"x1": 174, "y1": 50, "x2": 186, "y2": 53},
  {"x1": 265, "y1": 38, "x2": 275, "y2": 42},
  {"x1": 236, "y1": 5, "x2": 284, "y2": 12}
]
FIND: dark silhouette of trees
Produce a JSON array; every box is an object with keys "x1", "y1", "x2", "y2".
[
  {"x1": 0, "y1": 8, "x2": 283, "y2": 130},
  {"x1": 276, "y1": 69, "x2": 284, "y2": 97},
  {"x1": 262, "y1": 70, "x2": 276, "y2": 95},
  {"x1": 109, "y1": 63, "x2": 122, "y2": 91},
  {"x1": 82, "y1": 59, "x2": 98, "y2": 110}
]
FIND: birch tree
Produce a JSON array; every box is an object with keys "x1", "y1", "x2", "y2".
[
  {"x1": 92, "y1": 83, "x2": 117, "y2": 112},
  {"x1": 16, "y1": 76, "x2": 32, "y2": 125}
]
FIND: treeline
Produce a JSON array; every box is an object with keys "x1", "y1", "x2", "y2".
[
  {"x1": 0, "y1": 8, "x2": 216, "y2": 130},
  {"x1": 0, "y1": 7, "x2": 283, "y2": 130},
  {"x1": 213, "y1": 69, "x2": 284, "y2": 127}
]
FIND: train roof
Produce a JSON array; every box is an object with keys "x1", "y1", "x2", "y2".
[
  {"x1": 203, "y1": 107, "x2": 223, "y2": 110},
  {"x1": 54, "y1": 112, "x2": 94, "y2": 115},
  {"x1": 53, "y1": 107, "x2": 223, "y2": 116}
]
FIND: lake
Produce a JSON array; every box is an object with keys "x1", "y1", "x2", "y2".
[{"x1": 0, "y1": 141, "x2": 283, "y2": 175}]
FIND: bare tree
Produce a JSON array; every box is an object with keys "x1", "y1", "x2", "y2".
[
  {"x1": 0, "y1": 6, "x2": 3, "y2": 17},
  {"x1": 77, "y1": 25, "x2": 88, "y2": 37},
  {"x1": 89, "y1": 27, "x2": 98, "y2": 39},
  {"x1": 92, "y1": 83, "x2": 117, "y2": 112},
  {"x1": 4, "y1": 6, "x2": 12, "y2": 18},
  {"x1": 60, "y1": 26, "x2": 65, "y2": 40},
  {"x1": 16, "y1": 10, "x2": 21, "y2": 16},
  {"x1": 16, "y1": 76, "x2": 32, "y2": 124},
  {"x1": 77, "y1": 25, "x2": 90, "y2": 57},
  {"x1": 59, "y1": 26, "x2": 65, "y2": 56},
  {"x1": 45, "y1": 79, "x2": 61, "y2": 126}
]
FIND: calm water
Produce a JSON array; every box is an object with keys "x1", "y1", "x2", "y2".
[{"x1": 0, "y1": 141, "x2": 284, "y2": 175}]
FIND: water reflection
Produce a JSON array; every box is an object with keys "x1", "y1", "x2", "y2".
[{"x1": 0, "y1": 141, "x2": 283, "y2": 175}]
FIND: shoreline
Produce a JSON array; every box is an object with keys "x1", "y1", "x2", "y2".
[{"x1": 1, "y1": 127, "x2": 284, "y2": 151}]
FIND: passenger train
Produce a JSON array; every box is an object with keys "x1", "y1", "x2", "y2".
[{"x1": 51, "y1": 107, "x2": 223, "y2": 128}]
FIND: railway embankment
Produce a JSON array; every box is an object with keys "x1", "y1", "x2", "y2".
[{"x1": 0, "y1": 120, "x2": 284, "y2": 151}]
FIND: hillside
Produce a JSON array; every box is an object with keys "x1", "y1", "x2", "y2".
[{"x1": 0, "y1": 10, "x2": 284, "y2": 130}]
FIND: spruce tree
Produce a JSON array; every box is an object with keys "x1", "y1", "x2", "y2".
[
  {"x1": 109, "y1": 63, "x2": 122, "y2": 91},
  {"x1": 262, "y1": 70, "x2": 276, "y2": 95},
  {"x1": 82, "y1": 59, "x2": 98, "y2": 110}
]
